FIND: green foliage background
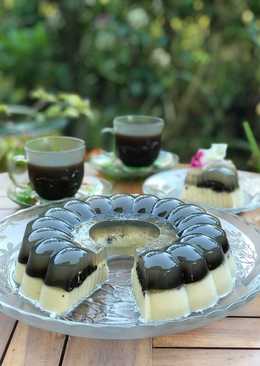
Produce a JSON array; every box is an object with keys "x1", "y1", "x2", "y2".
[{"x1": 0, "y1": 0, "x2": 260, "y2": 166}]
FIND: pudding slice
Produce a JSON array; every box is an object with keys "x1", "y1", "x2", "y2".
[
  {"x1": 182, "y1": 161, "x2": 242, "y2": 208},
  {"x1": 132, "y1": 250, "x2": 190, "y2": 321},
  {"x1": 39, "y1": 247, "x2": 108, "y2": 314}
]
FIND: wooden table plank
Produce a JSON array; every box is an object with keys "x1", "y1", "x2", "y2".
[
  {"x1": 2, "y1": 323, "x2": 65, "y2": 366},
  {"x1": 230, "y1": 295, "x2": 260, "y2": 317},
  {"x1": 153, "y1": 349, "x2": 260, "y2": 366},
  {"x1": 113, "y1": 180, "x2": 143, "y2": 195},
  {"x1": 153, "y1": 318, "x2": 260, "y2": 348},
  {"x1": 241, "y1": 209, "x2": 260, "y2": 226},
  {"x1": 0, "y1": 314, "x2": 16, "y2": 363},
  {"x1": 62, "y1": 338, "x2": 152, "y2": 366}
]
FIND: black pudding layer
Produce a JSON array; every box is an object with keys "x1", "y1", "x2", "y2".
[
  {"x1": 197, "y1": 164, "x2": 239, "y2": 192},
  {"x1": 18, "y1": 227, "x2": 71, "y2": 265},
  {"x1": 44, "y1": 207, "x2": 81, "y2": 226},
  {"x1": 152, "y1": 198, "x2": 183, "y2": 219},
  {"x1": 21, "y1": 216, "x2": 72, "y2": 255},
  {"x1": 133, "y1": 195, "x2": 158, "y2": 215},
  {"x1": 64, "y1": 200, "x2": 95, "y2": 221},
  {"x1": 166, "y1": 243, "x2": 208, "y2": 283},
  {"x1": 111, "y1": 194, "x2": 135, "y2": 214},
  {"x1": 26, "y1": 239, "x2": 76, "y2": 278},
  {"x1": 167, "y1": 204, "x2": 205, "y2": 227},
  {"x1": 176, "y1": 213, "x2": 220, "y2": 235},
  {"x1": 87, "y1": 196, "x2": 112, "y2": 215},
  {"x1": 136, "y1": 249, "x2": 183, "y2": 291},
  {"x1": 181, "y1": 224, "x2": 229, "y2": 254},
  {"x1": 180, "y1": 234, "x2": 224, "y2": 270},
  {"x1": 44, "y1": 247, "x2": 97, "y2": 292},
  {"x1": 31, "y1": 216, "x2": 73, "y2": 235}
]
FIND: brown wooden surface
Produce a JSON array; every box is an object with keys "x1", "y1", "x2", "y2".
[{"x1": 0, "y1": 169, "x2": 260, "y2": 365}]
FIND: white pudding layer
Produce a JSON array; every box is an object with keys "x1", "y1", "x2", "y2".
[
  {"x1": 20, "y1": 272, "x2": 43, "y2": 300},
  {"x1": 211, "y1": 260, "x2": 233, "y2": 297},
  {"x1": 182, "y1": 185, "x2": 242, "y2": 209},
  {"x1": 185, "y1": 273, "x2": 218, "y2": 312},
  {"x1": 15, "y1": 262, "x2": 26, "y2": 284},
  {"x1": 39, "y1": 261, "x2": 108, "y2": 314},
  {"x1": 131, "y1": 267, "x2": 190, "y2": 321}
]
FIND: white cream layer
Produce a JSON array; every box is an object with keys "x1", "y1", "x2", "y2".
[
  {"x1": 18, "y1": 261, "x2": 108, "y2": 314},
  {"x1": 131, "y1": 267, "x2": 190, "y2": 321},
  {"x1": 211, "y1": 259, "x2": 234, "y2": 297},
  {"x1": 185, "y1": 273, "x2": 218, "y2": 312},
  {"x1": 182, "y1": 185, "x2": 242, "y2": 209},
  {"x1": 39, "y1": 261, "x2": 108, "y2": 314},
  {"x1": 15, "y1": 262, "x2": 26, "y2": 284}
]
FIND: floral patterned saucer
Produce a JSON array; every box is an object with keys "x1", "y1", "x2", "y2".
[
  {"x1": 7, "y1": 176, "x2": 113, "y2": 207},
  {"x1": 89, "y1": 150, "x2": 179, "y2": 180}
]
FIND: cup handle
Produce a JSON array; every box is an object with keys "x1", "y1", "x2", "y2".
[
  {"x1": 101, "y1": 127, "x2": 114, "y2": 134},
  {"x1": 101, "y1": 127, "x2": 115, "y2": 153},
  {"x1": 7, "y1": 152, "x2": 29, "y2": 188}
]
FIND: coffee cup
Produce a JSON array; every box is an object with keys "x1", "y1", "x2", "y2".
[
  {"x1": 8, "y1": 136, "x2": 85, "y2": 200},
  {"x1": 102, "y1": 115, "x2": 164, "y2": 167}
]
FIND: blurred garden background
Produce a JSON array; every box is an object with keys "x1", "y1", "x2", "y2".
[{"x1": 0, "y1": 0, "x2": 260, "y2": 171}]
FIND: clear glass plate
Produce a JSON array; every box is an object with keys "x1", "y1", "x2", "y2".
[
  {"x1": 0, "y1": 203, "x2": 260, "y2": 339},
  {"x1": 143, "y1": 168, "x2": 260, "y2": 214}
]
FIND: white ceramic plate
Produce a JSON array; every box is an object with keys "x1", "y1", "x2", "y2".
[{"x1": 143, "y1": 168, "x2": 260, "y2": 214}]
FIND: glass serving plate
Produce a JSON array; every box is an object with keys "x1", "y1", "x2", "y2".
[
  {"x1": 0, "y1": 202, "x2": 260, "y2": 339},
  {"x1": 143, "y1": 168, "x2": 260, "y2": 214}
]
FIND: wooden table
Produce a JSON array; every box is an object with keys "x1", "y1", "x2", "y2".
[{"x1": 1, "y1": 171, "x2": 260, "y2": 366}]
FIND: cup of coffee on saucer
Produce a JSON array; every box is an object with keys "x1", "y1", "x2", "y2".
[
  {"x1": 102, "y1": 115, "x2": 165, "y2": 167},
  {"x1": 8, "y1": 136, "x2": 85, "y2": 201}
]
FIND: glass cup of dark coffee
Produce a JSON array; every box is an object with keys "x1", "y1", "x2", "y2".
[
  {"x1": 8, "y1": 136, "x2": 85, "y2": 200},
  {"x1": 103, "y1": 115, "x2": 164, "y2": 167}
]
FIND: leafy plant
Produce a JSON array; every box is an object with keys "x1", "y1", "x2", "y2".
[
  {"x1": 0, "y1": 89, "x2": 93, "y2": 171},
  {"x1": 243, "y1": 121, "x2": 260, "y2": 172},
  {"x1": 31, "y1": 88, "x2": 93, "y2": 121},
  {"x1": 1, "y1": 1, "x2": 260, "y2": 166}
]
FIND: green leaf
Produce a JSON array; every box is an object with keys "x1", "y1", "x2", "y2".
[
  {"x1": 31, "y1": 88, "x2": 57, "y2": 102},
  {"x1": 44, "y1": 104, "x2": 63, "y2": 118},
  {"x1": 0, "y1": 105, "x2": 8, "y2": 114},
  {"x1": 243, "y1": 121, "x2": 260, "y2": 171},
  {"x1": 63, "y1": 107, "x2": 79, "y2": 118}
]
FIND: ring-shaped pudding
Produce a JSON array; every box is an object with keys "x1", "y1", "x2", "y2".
[{"x1": 15, "y1": 194, "x2": 235, "y2": 321}]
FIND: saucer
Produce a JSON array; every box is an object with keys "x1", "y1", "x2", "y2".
[
  {"x1": 7, "y1": 176, "x2": 113, "y2": 207},
  {"x1": 89, "y1": 150, "x2": 179, "y2": 180}
]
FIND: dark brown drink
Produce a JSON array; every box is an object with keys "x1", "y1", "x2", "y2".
[
  {"x1": 28, "y1": 162, "x2": 84, "y2": 200},
  {"x1": 115, "y1": 133, "x2": 161, "y2": 167}
]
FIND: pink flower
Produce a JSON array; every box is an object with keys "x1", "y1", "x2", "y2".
[{"x1": 190, "y1": 149, "x2": 205, "y2": 168}]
